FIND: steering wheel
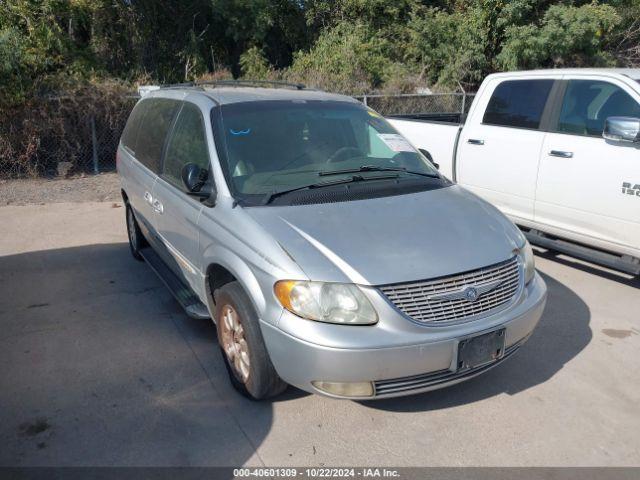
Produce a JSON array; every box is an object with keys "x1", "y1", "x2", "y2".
[{"x1": 326, "y1": 146, "x2": 364, "y2": 163}]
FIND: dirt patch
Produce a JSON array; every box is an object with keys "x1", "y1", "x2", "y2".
[
  {"x1": 0, "y1": 173, "x2": 120, "y2": 206},
  {"x1": 19, "y1": 417, "x2": 51, "y2": 437},
  {"x1": 602, "y1": 328, "x2": 636, "y2": 339}
]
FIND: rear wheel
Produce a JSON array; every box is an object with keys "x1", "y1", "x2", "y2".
[
  {"x1": 215, "y1": 282, "x2": 287, "y2": 400},
  {"x1": 126, "y1": 204, "x2": 147, "y2": 261}
]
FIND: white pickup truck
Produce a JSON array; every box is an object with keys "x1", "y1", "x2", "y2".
[{"x1": 390, "y1": 69, "x2": 640, "y2": 275}]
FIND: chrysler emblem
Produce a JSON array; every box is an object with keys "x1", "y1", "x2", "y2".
[
  {"x1": 427, "y1": 278, "x2": 506, "y2": 303},
  {"x1": 464, "y1": 286, "x2": 479, "y2": 302}
]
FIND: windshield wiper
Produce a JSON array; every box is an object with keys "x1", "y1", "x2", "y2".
[
  {"x1": 261, "y1": 174, "x2": 400, "y2": 205},
  {"x1": 318, "y1": 165, "x2": 440, "y2": 179}
]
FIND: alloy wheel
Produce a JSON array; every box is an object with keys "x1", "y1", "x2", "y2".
[{"x1": 220, "y1": 304, "x2": 250, "y2": 382}]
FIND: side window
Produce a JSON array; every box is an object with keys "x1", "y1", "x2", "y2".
[
  {"x1": 483, "y1": 79, "x2": 554, "y2": 129},
  {"x1": 163, "y1": 102, "x2": 210, "y2": 189},
  {"x1": 136, "y1": 98, "x2": 180, "y2": 173},
  {"x1": 121, "y1": 100, "x2": 147, "y2": 153},
  {"x1": 555, "y1": 80, "x2": 640, "y2": 137}
]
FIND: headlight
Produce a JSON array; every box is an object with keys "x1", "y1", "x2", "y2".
[
  {"x1": 274, "y1": 280, "x2": 378, "y2": 325},
  {"x1": 521, "y1": 240, "x2": 535, "y2": 285}
]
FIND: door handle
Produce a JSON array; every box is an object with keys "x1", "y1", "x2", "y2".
[
  {"x1": 144, "y1": 191, "x2": 153, "y2": 204},
  {"x1": 467, "y1": 139, "x2": 485, "y2": 145},
  {"x1": 152, "y1": 199, "x2": 163, "y2": 214},
  {"x1": 549, "y1": 150, "x2": 573, "y2": 158}
]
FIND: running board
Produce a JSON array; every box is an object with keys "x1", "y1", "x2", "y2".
[
  {"x1": 139, "y1": 247, "x2": 211, "y2": 319},
  {"x1": 523, "y1": 229, "x2": 640, "y2": 276}
]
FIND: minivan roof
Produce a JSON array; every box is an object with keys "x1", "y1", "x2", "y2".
[
  {"x1": 487, "y1": 68, "x2": 640, "y2": 80},
  {"x1": 147, "y1": 85, "x2": 360, "y2": 106}
]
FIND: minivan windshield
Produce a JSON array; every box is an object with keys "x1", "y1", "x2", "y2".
[{"x1": 213, "y1": 100, "x2": 440, "y2": 204}]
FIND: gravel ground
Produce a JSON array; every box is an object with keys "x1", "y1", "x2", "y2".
[{"x1": 0, "y1": 173, "x2": 121, "y2": 206}]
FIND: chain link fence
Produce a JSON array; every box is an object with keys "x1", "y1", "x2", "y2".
[
  {"x1": 0, "y1": 94, "x2": 138, "y2": 180},
  {"x1": 0, "y1": 92, "x2": 473, "y2": 180},
  {"x1": 355, "y1": 92, "x2": 475, "y2": 117}
]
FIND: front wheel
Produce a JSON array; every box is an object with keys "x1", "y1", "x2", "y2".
[{"x1": 215, "y1": 282, "x2": 287, "y2": 400}]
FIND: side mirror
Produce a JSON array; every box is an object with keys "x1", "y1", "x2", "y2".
[
  {"x1": 419, "y1": 149, "x2": 439, "y2": 170},
  {"x1": 603, "y1": 117, "x2": 640, "y2": 143},
  {"x1": 182, "y1": 163, "x2": 206, "y2": 192},
  {"x1": 181, "y1": 163, "x2": 216, "y2": 206}
]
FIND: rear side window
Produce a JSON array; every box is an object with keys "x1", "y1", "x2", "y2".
[
  {"x1": 121, "y1": 101, "x2": 147, "y2": 152},
  {"x1": 135, "y1": 98, "x2": 180, "y2": 173},
  {"x1": 163, "y1": 103, "x2": 210, "y2": 188},
  {"x1": 483, "y1": 79, "x2": 554, "y2": 129}
]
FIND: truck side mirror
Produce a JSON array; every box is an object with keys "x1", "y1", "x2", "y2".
[
  {"x1": 603, "y1": 117, "x2": 640, "y2": 143},
  {"x1": 419, "y1": 149, "x2": 439, "y2": 170}
]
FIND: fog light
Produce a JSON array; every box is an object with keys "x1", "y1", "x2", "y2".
[{"x1": 312, "y1": 381, "x2": 374, "y2": 397}]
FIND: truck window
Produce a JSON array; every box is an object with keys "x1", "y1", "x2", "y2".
[
  {"x1": 135, "y1": 98, "x2": 180, "y2": 173},
  {"x1": 163, "y1": 103, "x2": 210, "y2": 189},
  {"x1": 483, "y1": 79, "x2": 554, "y2": 129},
  {"x1": 555, "y1": 80, "x2": 640, "y2": 137}
]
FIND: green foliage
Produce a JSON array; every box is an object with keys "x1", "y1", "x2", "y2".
[
  {"x1": 239, "y1": 46, "x2": 272, "y2": 79},
  {"x1": 498, "y1": 2, "x2": 621, "y2": 70},
  {"x1": 288, "y1": 21, "x2": 396, "y2": 93},
  {"x1": 0, "y1": 27, "x2": 33, "y2": 104},
  {"x1": 0, "y1": 0, "x2": 638, "y2": 104},
  {"x1": 305, "y1": 0, "x2": 417, "y2": 31}
]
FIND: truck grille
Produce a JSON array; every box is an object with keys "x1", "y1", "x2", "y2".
[{"x1": 378, "y1": 256, "x2": 521, "y2": 325}]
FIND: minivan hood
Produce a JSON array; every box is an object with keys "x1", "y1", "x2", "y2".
[{"x1": 245, "y1": 185, "x2": 524, "y2": 286}]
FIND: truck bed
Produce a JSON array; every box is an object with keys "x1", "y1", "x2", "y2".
[
  {"x1": 387, "y1": 112, "x2": 465, "y2": 125},
  {"x1": 387, "y1": 115, "x2": 462, "y2": 179}
]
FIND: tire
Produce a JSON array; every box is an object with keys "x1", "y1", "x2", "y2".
[
  {"x1": 125, "y1": 204, "x2": 147, "y2": 261},
  {"x1": 214, "y1": 282, "x2": 288, "y2": 400}
]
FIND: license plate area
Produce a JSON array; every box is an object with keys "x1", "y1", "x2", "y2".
[{"x1": 457, "y1": 328, "x2": 506, "y2": 371}]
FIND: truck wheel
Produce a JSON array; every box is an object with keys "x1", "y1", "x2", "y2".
[
  {"x1": 126, "y1": 204, "x2": 146, "y2": 261},
  {"x1": 214, "y1": 282, "x2": 288, "y2": 400}
]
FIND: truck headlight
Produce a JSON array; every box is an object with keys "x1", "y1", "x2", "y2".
[
  {"x1": 274, "y1": 281, "x2": 378, "y2": 325},
  {"x1": 521, "y1": 241, "x2": 535, "y2": 285}
]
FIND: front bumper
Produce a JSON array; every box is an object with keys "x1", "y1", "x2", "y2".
[{"x1": 260, "y1": 272, "x2": 547, "y2": 399}]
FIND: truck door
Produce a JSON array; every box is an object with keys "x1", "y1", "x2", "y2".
[
  {"x1": 535, "y1": 76, "x2": 640, "y2": 257},
  {"x1": 152, "y1": 101, "x2": 211, "y2": 294},
  {"x1": 457, "y1": 78, "x2": 555, "y2": 224}
]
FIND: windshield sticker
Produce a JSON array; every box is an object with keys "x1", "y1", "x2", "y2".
[
  {"x1": 377, "y1": 133, "x2": 416, "y2": 153},
  {"x1": 230, "y1": 128, "x2": 251, "y2": 136}
]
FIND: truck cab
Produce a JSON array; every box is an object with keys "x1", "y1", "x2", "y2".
[{"x1": 391, "y1": 69, "x2": 640, "y2": 275}]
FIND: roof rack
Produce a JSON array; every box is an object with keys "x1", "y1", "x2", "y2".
[
  {"x1": 203, "y1": 79, "x2": 307, "y2": 90},
  {"x1": 159, "y1": 79, "x2": 308, "y2": 91},
  {"x1": 160, "y1": 82, "x2": 197, "y2": 89}
]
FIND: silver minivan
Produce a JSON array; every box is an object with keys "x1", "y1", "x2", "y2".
[{"x1": 118, "y1": 81, "x2": 547, "y2": 400}]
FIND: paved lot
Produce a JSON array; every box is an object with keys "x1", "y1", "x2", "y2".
[{"x1": 0, "y1": 201, "x2": 639, "y2": 467}]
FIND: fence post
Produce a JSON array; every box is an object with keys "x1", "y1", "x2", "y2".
[
  {"x1": 90, "y1": 115, "x2": 99, "y2": 174},
  {"x1": 457, "y1": 81, "x2": 466, "y2": 116},
  {"x1": 363, "y1": 94, "x2": 368, "y2": 107}
]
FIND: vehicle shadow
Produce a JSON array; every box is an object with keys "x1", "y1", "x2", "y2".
[
  {"x1": 533, "y1": 248, "x2": 640, "y2": 288},
  {"x1": 0, "y1": 243, "x2": 274, "y2": 467},
  {"x1": 361, "y1": 271, "x2": 592, "y2": 412}
]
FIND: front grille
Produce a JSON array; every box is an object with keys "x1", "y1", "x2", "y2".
[
  {"x1": 379, "y1": 256, "x2": 521, "y2": 325},
  {"x1": 374, "y1": 341, "x2": 522, "y2": 396}
]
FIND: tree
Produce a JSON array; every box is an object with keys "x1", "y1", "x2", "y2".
[{"x1": 498, "y1": 2, "x2": 621, "y2": 70}]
